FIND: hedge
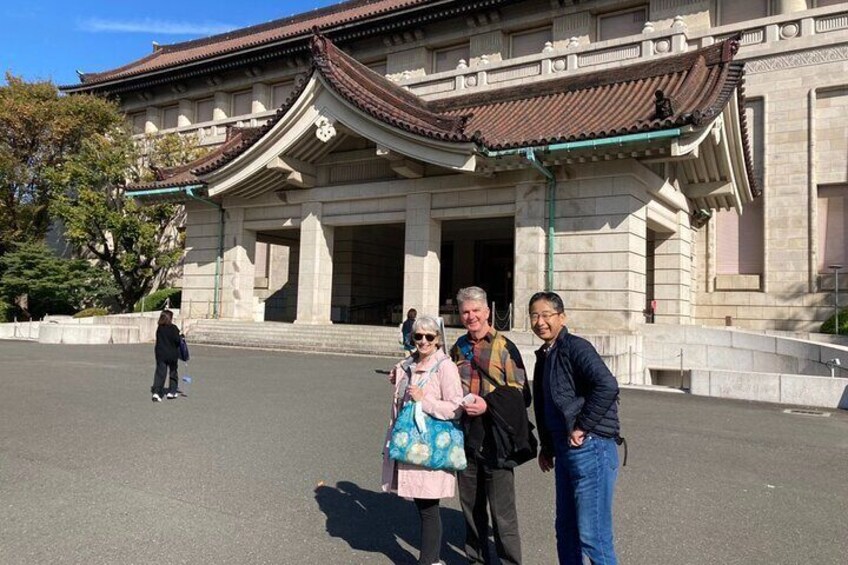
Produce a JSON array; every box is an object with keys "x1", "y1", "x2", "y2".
[
  {"x1": 134, "y1": 288, "x2": 182, "y2": 313},
  {"x1": 820, "y1": 307, "x2": 848, "y2": 335},
  {"x1": 73, "y1": 307, "x2": 109, "y2": 318}
]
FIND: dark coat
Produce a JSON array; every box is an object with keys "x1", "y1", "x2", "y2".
[
  {"x1": 154, "y1": 324, "x2": 181, "y2": 362},
  {"x1": 484, "y1": 385, "x2": 537, "y2": 468},
  {"x1": 534, "y1": 328, "x2": 620, "y2": 457}
]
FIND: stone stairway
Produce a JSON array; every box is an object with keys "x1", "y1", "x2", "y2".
[{"x1": 185, "y1": 319, "x2": 468, "y2": 357}]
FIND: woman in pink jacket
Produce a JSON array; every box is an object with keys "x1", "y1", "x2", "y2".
[{"x1": 382, "y1": 315, "x2": 464, "y2": 565}]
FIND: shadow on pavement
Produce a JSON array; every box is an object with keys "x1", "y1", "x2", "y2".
[{"x1": 314, "y1": 480, "x2": 467, "y2": 564}]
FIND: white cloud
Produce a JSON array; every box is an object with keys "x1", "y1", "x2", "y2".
[{"x1": 78, "y1": 17, "x2": 234, "y2": 36}]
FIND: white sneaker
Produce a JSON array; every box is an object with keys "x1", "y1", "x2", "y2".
[
  {"x1": 152, "y1": 394, "x2": 163, "y2": 402},
  {"x1": 166, "y1": 392, "x2": 178, "y2": 399}
]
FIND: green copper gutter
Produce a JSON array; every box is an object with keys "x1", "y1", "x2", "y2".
[
  {"x1": 482, "y1": 128, "x2": 683, "y2": 294},
  {"x1": 127, "y1": 184, "x2": 225, "y2": 319}
]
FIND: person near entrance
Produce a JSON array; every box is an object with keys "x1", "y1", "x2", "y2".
[
  {"x1": 382, "y1": 315, "x2": 464, "y2": 565},
  {"x1": 449, "y1": 286, "x2": 528, "y2": 565},
  {"x1": 528, "y1": 291, "x2": 621, "y2": 565},
  {"x1": 400, "y1": 308, "x2": 417, "y2": 354}
]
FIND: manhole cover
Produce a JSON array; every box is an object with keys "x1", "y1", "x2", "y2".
[{"x1": 782, "y1": 408, "x2": 830, "y2": 417}]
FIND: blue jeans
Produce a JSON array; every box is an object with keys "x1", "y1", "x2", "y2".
[{"x1": 553, "y1": 433, "x2": 619, "y2": 565}]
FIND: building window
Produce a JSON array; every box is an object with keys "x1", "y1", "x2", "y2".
[
  {"x1": 196, "y1": 98, "x2": 214, "y2": 123},
  {"x1": 598, "y1": 6, "x2": 647, "y2": 41},
  {"x1": 232, "y1": 89, "x2": 252, "y2": 117},
  {"x1": 271, "y1": 82, "x2": 294, "y2": 108},
  {"x1": 129, "y1": 112, "x2": 146, "y2": 135},
  {"x1": 161, "y1": 105, "x2": 179, "y2": 130},
  {"x1": 367, "y1": 60, "x2": 388, "y2": 76},
  {"x1": 716, "y1": 199, "x2": 764, "y2": 275},
  {"x1": 718, "y1": 0, "x2": 769, "y2": 26},
  {"x1": 509, "y1": 27, "x2": 552, "y2": 58},
  {"x1": 716, "y1": 98, "x2": 765, "y2": 276},
  {"x1": 815, "y1": 0, "x2": 843, "y2": 7},
  {"x1": 818, "y1": 185, "x2": 848, "y2": 273},
  {"x1": 433, "y1": 44, "x2": 469, "y2": 74}
]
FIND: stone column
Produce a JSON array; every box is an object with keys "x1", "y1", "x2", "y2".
[
  {"x1": 252, "y1": 83, "x2": 271, "y2": 114},
  {"x1": 144, "y1": 107, "x2": 160, "y2": 134},
  {"x1": 403, "y1": 193, "x2": 441, "y2": 318},
  {"x1": 552, "y1": 173, "x2": 648, "y2": 331},
  {"x1": 296, "y1": 202, "x2": 334, "y2": 324},
  {"x1": 514, "y1": 182, "x2": 547, "y2": 331},
  {"x1": 652, "y1": 211, "x2": 693, "y2": 324},
  {"x1": 220, "y1": 207, "x2": 256, "y2": 320},
  {"x1": 178, "y1": 99, "x2": 193, "y2": 127},
  {"x1": 776, "y1": 0, "x2": 808, "y2": 14},
  {"x1": 213, "y1": 91, "x2": 230, "y2": 121}
]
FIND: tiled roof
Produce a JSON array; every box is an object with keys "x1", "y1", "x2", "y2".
[
  {"x1": 433, "y1": 39, "x2": 744, "y2": 150},
  {"x1": 71, "y1": 0, "x2": 455, "y2": 88},
  {"x1": 311, "y1": 34, "x2": 471, "y2": 141},
  {"x1": 129, "y1": 35, "x2": 756, "y2": 195},
  {"x1": 127, "y1": 127, "x2": 259, "y2": 190}
]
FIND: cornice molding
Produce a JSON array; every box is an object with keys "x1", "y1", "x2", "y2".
[{"x1": 745, "y1": 45, "x2": 848, "y2": 74}]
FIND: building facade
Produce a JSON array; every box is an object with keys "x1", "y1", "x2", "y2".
[{"x1": 63, "y1": 0, "x2": 848, "y2": 333}]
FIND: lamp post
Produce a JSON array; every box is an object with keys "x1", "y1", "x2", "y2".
[{"x1": 830, "y1": 264, "x2": 843, "y2": 334}]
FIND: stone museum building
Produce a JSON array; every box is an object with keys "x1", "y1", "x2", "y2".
[{"x1": 62, "y1": 0, "x2": 848, "y2": 333}]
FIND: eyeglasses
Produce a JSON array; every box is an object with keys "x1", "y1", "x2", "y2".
[
  {"x1": 529, "y1": 311, "x2": 561, "y2": 323},
  {"x1": 413, "y1": 333, "x2": 437, "y2": 343}
]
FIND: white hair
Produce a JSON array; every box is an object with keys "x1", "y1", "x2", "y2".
[{"x1": 456, "y1": 286, "x2": 487, "y2": 308}]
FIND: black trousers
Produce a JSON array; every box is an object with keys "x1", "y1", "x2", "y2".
[
  {"x1": 152, "y1": 360, "x2": 178, "y2": 396},
  {"x1": 414, "y1": 498, "x2": 442, "y2": 565},
  {"x1": 458, "y1": 457, "x2": 522, "y2": 564}
]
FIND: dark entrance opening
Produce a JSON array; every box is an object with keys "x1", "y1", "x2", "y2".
[
  {"x1": 332, "y1": 224, "x2": 404, "y2": 325},
  {"x1": 440, "y1": 217, "x2": 514, "y2": 329}
]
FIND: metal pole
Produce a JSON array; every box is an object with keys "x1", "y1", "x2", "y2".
[{"x1": 679, "y1": 348, "x2": 684, "y2": 389}]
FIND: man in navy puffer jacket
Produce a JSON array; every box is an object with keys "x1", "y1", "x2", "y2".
[{"x1": 529, "y1": 291, "x2": 621, "y2": 565}]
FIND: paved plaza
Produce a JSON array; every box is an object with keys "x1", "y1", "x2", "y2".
[{"x1": 1, "y1": 340, "x2": 846, "y2": 564}]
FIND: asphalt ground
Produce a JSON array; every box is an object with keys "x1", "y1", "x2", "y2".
[{"x1": 1, "y1": 341, "x2": 846, "y2": 565}]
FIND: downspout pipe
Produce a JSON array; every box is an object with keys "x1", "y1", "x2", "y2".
[
  {"x1": 481, "y1": 128, "x2": 684, "y2": 293},
  {"x1": 522, "y1": 150, "x2": 556, "y2": 292},
  {"x1": 184, "y1": 187, "x2": 225, "y2": 320}
]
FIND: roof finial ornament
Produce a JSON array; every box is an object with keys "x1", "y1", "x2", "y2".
[
  {"x1": 310, "y1": 25, "x2": 328, "y2": 60},
  {"x1": 655, "y1": 90, "x2": 675, "y2": 120}
]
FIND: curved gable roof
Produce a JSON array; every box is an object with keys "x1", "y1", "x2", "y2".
[{"x1": 130, "y1": 35, "x2": 757, "y2": 197}]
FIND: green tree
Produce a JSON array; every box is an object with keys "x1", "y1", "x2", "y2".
[
  {"x1": 0, "y1": 74, "x2": 123, "y2": 255},
  {"x1": 0, "y1": 241, "x2": 116, "y2": 320},
  {"x1": 50, "y1": 129, "x2": 188, "y2": 312}
]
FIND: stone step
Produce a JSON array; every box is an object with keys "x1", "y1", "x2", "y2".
[{"x1": 185, "y1": 320, "x2": 468, "y2": 356}]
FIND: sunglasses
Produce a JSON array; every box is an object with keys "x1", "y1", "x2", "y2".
[{"x1": 413, "y1": 333, "x2": 437, "y2": 343}]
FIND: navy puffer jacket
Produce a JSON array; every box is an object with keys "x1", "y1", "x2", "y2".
[{"x1": 535, "y1": 328, "x2": 620, "y2": 450}]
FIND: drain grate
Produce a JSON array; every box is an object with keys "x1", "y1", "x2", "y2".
[{"x1": 782, "y1": 408, "x2": 831, "y2": 417}]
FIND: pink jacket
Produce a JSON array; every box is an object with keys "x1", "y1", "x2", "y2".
[{"x1": 381, "y1": 349, "x2": 464, "y2": 499}]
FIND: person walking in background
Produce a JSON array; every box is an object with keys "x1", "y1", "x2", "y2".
[
  {"x1": 529, "y1": 291, "x2": 622, "y2": 565},
  {"x1": 151, "y1": 309, "x2": 182, "y2": 402},
  {"x1": 401, "y1": 308, "x2": 418, "y2": 354},
  {"x1": 382, "y1": 315, "x2": 464, "y2": 565},
  {"x1": 449, "y1": 286, "x2": 528, "y2": 565}
]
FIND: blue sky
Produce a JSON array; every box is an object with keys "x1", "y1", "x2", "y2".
[{"x1": 0, "y1": 0, "x2": 339, "y2": 87}]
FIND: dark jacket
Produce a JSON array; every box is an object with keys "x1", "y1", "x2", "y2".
[
  {"x1": 534, "y1": 328, "x2": 620, "y2": 457},
  {"x1": 154, "y1": 324, "x2": 182, "y2": 362},
  {"x1": 484, "y1": 385, "x2": 537, "y2": 468}
]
